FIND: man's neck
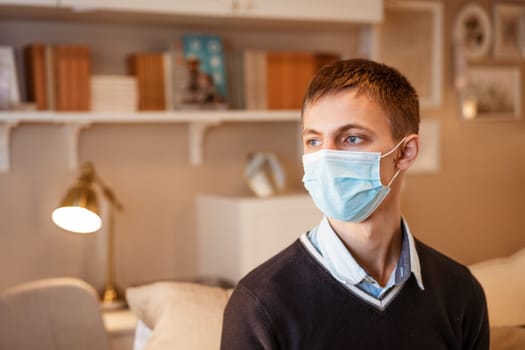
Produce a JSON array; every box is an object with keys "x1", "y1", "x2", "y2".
[{"x1": 328, "y1": 209, "x2": 403, "y2": 287}]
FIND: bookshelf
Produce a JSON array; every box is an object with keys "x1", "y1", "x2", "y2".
[{"x1": 0, "y1": 1, "x2": 382, "y2": 171}]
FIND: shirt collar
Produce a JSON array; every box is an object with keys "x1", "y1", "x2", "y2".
[
  {"x1": 314, "y1": 216, "x2": 424, "y2": 290},
  {"x1": 403, "y1": 220, "x2": 424, "y2": 290},
  {"x1": 316, "y1": 217, "x2": 367, "y2": 284}
]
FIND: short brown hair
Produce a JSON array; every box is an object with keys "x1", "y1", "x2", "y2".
[{"x1": 302, "y1": 58, "x2": 420, "y2": 140}]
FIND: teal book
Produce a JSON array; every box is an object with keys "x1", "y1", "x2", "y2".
[{"x1": 181, "y1": 34, "x2": 228, "y2": 107}]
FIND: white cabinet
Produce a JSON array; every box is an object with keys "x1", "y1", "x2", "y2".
[{"x1": 197, "y1": 194, "x2": 322, "y2": 283}]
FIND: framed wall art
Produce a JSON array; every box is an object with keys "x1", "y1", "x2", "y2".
[
  {"x1": 453, "y1": 3, "x2": 492, "y2": 60},
  {"x1": 460, "y1": 66, "x2": 521, "y2": 121},
  {"x1": 493, "y1": 4, "x2": 525, "y2": 59},
  {"x1": 376, "y1": 0, "x2": 443, "y2": 108}
]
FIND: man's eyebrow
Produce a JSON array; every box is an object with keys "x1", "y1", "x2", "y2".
[
  {"x1": 302, "y1": 123, "x2": 372, "y2": 136},
  {"x1": 336, "y1": 124, "x2": 372, "y2": 134},
  {"x1": 302, "y1": 128, "x2": 321, "y2": 136}
]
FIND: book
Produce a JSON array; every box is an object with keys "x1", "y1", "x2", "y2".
[
  {"x1": 77, "y1": 46, "x2": 91, "y2": 111},
  {"x1": 24, "y1": 43, "x2": 47, "y2": 110},
  {"x1": 169, "y1": 39, "x2": 190, "y2": 110},
  {"x1": 90, "y1": 75, "x2": 137, "y2": 112},
  {"x1": 52, "y1": 45, "x2": 91, "y2": 111},
  {"x1": 52, "y1": 45, "x2": 68, "y2": 110},
  {"x1": 44, "y1": 45, "x2": 55, "y2": 110},
  {"x1": 128, "y1": 53, "x2": 166, "y2": 111},
  {"x1": 181, "y1": 34, "x2": 228, "y2": 108},
  {"x1": 243, "y1": 50, "x2": 267, "y2": 110},
  {"x1": 266, "y1": 51, "x2": 340, "y2": 110},
  {"x1": 163, "y1": 52, "x2": 174, "y2": 110},
  {"x1": 0, "y1": 46, "x2": 20, "y2": 109},
  {"x1": 236, "y1": 50, "x2": 340, "y2": 110},
  {"x1": 227, "y1": 50, "x2": 245, "y2": 110}
]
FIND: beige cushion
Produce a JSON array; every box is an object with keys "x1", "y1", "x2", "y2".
[
  {"x1": 0, "y1": 278, "x2": 110, "y2": 350},
  {"x1": 469, "y1": 248, "x2": 525, "y2": 327},
  {"x1": 126, "y1": 281, "x2": 233, "y2": 350},
  {"x1": 490, "y1": 327, "x2": 525, "y2": 350}
]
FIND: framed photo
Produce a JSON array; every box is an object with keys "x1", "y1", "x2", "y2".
[
  {"x1": 453, "y1": 4, "x2": 492, "y2": 60},
  {"x1": 407, "y1": 118, "x2": 440, "y2": 174},
  {"x1": 460, "y1": 67, "x2": 521, "y2": 120},
  {"x1": 493, "y1": 4, "x2": 525, "y2": 59},
  {"x1": 377, "y1": 1, "x2": 443, "y2": 108}
]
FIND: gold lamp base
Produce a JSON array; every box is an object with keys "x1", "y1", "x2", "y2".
[{"x1": 101, "y1": 286, "x2": 126, "y2": 310}]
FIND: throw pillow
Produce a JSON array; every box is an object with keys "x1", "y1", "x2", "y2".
[
  {"x1": 469, "y1": 248, "x2": 525, "y2": 327},
  {"x1": 126, "y1": 281, "x2": 233, "y2": 350}
]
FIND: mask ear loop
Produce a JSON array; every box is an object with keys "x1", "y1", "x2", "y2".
[
  {"x1": 381, "y1": 137, "x2": 406, "y2": 187},
  {"x1": 381, "y1": 137, "x2": 406, "y2": 159},
  {"x1": 386, "y1": 168, "x2": 401, "y2": 187}
]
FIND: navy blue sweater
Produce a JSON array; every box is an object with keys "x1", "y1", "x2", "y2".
[{"x1": 221, "y1": 238, "x2": 489, "y2": 349}]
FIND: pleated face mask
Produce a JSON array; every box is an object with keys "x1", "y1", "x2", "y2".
[{"x1": 302, "y1": 138, "x2": 405, "y2": 223}]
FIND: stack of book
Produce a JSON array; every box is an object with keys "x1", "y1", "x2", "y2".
[
  {"x1": 129, "y1": 35, "x2": 229, "y2": 112},
  {"x1": 230, "y1": 50, "x2": 340, "y2": 110},
  {"x1": 90, "y1": 75, "x2": 137, "y2": 112},
  {"x1": 25, "y1": 43, "x2": 91, "y2": 111}
]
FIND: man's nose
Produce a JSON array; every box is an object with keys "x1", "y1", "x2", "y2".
[{"x1": 322, "y1": 139, "x2": 339, "y2": 151}]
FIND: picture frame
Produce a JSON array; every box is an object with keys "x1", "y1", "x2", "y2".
[
  {"x1": 376, "y1": 1, "x2": 443, "y2": 108},
  {"x1": 453, "y1": 4, "x2": 492, "y2": 60},
  {"x1": 460, "y1": 66, "x2": 521, "y2": 121},
  {"x1": 407, "y1": 118, "x2": 440, "y2": 174},
  {"x1": 493, "y1": 4, "x2": 525, "y2": 59}
]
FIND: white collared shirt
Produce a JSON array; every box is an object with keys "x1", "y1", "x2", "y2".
[{"x1": 302, "y1": 217, "x2": 424, "y2": 306}]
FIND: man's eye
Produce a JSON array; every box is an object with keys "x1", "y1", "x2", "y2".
[
  {"x1": 345, "y1": 135, "x2": 362, "y2": 144},
  {"x1": 306, "y1": 139, "x2": 321, "y2": 147}
]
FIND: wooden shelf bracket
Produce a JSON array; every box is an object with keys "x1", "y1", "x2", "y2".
[
  {"x1": 0, "y1": 121, "x2": 19, "y2": 172},
  {"x1": 61, "y1": 121, "x2": 92, "y2": 170},
  {"x1": 188, "y1": 121, "x2": 221, "y2": 166}
]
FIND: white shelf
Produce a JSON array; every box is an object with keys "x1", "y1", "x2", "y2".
[
  {"x1": 0, "y1": 110, "x2": 300, "y2": 171},
  {"x1": 0, "y1": 110, "x2": 300, "y2": 123}
]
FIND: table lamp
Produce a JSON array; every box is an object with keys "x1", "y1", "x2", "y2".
[{"x1": 52, "y1": 161, "x2": 125, "y2": 309}]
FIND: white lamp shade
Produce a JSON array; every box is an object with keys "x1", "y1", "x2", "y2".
[{"x1": 52, "y1": 206, "x2": 102, "y2": 234}]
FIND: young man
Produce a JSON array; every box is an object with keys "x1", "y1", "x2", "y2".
[{"x1": 221, "y1": 59, "x2": 489, "y2": 349}]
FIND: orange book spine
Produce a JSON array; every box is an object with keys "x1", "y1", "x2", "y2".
[
  {"x1": 129, "y1": 53, "x2": 166, "y2": 111},
  {"x1": 24, "y1": 43, "x2": 48, "y2": 110},
  {"x1": 77, "y1": 46, "x2": 90, "y2": 111},
  {"x1": 53, "y1": 46, "x2": 66, "y2": 111},
  {"x1": 266, "y1": 52, "x2": 315, "y2": 110},
  {"x1": 67, "y1": 46, "x2": 77, "y2": 111},
  {"x1": 155, "y1": 54, "x2": 166, "y2": 110}
]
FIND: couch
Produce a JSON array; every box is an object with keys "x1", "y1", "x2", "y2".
[
  {"x1": 127, "y1": 247, "x2": 525, "y2": 350},
  {"x1": 0, "y1": 278, "x2": 111, "y2": 350}
]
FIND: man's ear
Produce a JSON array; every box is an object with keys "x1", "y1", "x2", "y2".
[{"x1": 396, "y1": 134, "x2": 419, "y2": 171}]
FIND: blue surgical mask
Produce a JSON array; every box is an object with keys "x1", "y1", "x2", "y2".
[{"x1": 302, "y1": 139, "x2": 405, "y2": 223}]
